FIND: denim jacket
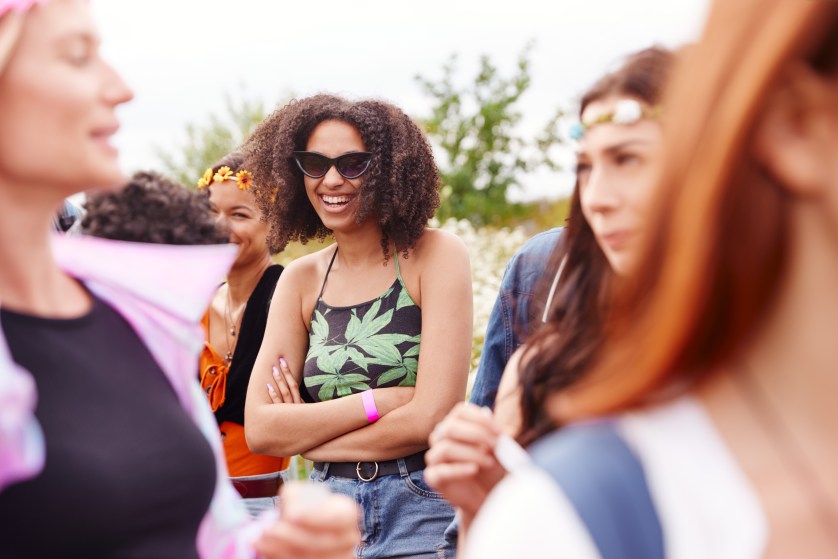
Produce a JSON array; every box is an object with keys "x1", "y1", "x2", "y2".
[
  {"x1": 0, "y1": 235, "x2": 267, "y2": 558},
  {"x1": 469, "y1": 227, "x2": 563, "y2": 409}
]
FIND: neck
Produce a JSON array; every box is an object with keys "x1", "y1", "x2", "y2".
[
  {"x1": 226, "y1": 252, "x2": 272, "y2": 305},
  {"x1": 0, "y1": 183, "x2": 88, "y2": 316},
  {"x1": 743, "y1": 201, "x2": 838, "y2": 438},
  {"x1": 332, "y1": 220, "x2": 388, "y2": 269}
]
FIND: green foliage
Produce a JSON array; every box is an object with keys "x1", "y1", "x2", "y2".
[
  {"x1": 416, "y1": 44, "x2": 566, "y2": 226},
  {"x1": 156, "y1": 93, "x2": 268, "y2": 188}
]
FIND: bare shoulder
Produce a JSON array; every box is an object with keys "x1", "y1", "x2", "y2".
[
  {"x1": 280, "y1": 245, "x2": 337, "y2": 291},
  {"x1": 411, "y1": 227, "x2": 469, "y2": 264}
]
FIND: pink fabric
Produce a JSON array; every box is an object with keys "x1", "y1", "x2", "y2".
[
  {"x1": 0, "y1": 0, "x2": 47, "y2": 17},
  {"x1": 1, "y1": 235, "x2": 267, "y2": 558}
]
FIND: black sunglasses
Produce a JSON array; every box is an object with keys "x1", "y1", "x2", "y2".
[{"x1": 292, "y1": 151, "x2": 373, "y2": 180}]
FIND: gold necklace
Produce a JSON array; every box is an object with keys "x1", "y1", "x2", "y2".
[
  {"x1": 735, "y1": 362, "x2": 838, "y2": 551},
  {"x1": 223, "y1": 286, "x2": 245, "y2": 365}
]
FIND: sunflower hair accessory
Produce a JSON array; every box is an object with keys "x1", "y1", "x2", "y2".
[
  {"x1": 197, "y1": 166, "x2": 254, "y2": 191},
  {"x1": 569, "y1": 99, "x2": 662, "y2": 141}
]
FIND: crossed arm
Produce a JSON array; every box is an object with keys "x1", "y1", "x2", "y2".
[{"x1": 244, "y1": 232, "x2": 473, "y2": 462}]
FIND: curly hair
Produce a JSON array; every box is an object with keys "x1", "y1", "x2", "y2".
[
  {"x1": 82, "y1": 171, "x2": 229, "y2": 245},
  {"x1": 242, "y1": 94, "x2": 440, "y2": 258}
]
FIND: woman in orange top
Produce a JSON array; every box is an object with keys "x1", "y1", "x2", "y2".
[{"x1": 198, "y1": 151, "x2": 289, "y2": 516}]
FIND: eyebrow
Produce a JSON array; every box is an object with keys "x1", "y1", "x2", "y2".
[
  {"x1": 576, "y1": 139, "x2": 653, "y2": 158},
  {"x1": 230, "y1": 205, "x2": 254, "y2": 212},
  {"x1": 54, "y1": 31, "x2": 100, "y2": 48}
]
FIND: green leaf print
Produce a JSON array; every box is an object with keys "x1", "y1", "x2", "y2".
[
  {"x1": 352, "y1": 299, "x2": 393, "y2": 342},
  {"x1": 344, "y1": 311, "x2": 362, "y2": 344},
  {"x1": 306, "y1": 372, "x2": 372, "y2": 401},
  {"x1": 376, "y1": 357, "x2": 419, "y2": 386},
  {"x1": 396, "y1": 286, "x2": 415, "y2": 311},
  {"x1": 316, "y1": 350, "x2": 349, "y2": 375}
]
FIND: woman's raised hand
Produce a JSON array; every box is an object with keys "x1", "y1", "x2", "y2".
[
  {"x1": 255, "y1": 482, "x2": 360, "y2": 559},
  {"x1": 425, "y1": 403, "x2": 507, "y2": 523}
]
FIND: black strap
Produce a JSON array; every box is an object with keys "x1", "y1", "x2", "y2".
[
  {"x1": 529, "y1": 422, "x2": 665, "y2": 559},
  {"x1": 316, "y1": 246, "x2": 339, "y2": 301}
]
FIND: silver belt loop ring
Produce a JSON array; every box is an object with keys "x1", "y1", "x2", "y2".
[{"x1": 356, "y1": 461, "x2": 379, "y2": 482}]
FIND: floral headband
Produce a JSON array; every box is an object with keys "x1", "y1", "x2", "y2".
[
  {"x1": 197, "y1": 166, "x2": 253, "y2": 191},
  {"x1": 569, "y1": 99, "x2": 662, "y2": 141}
]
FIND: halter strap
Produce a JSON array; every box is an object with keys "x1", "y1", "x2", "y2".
[{"x1": 317, "y1": 246, "x2": 339, "y2": 301}]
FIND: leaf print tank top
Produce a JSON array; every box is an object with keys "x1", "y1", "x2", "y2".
[{"x1": 303, "y1": 247, "x2": 421, "y2": 402}]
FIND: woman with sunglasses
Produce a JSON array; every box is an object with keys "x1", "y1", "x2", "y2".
[
  {"x1": 426, "y1": 46, "x2": 673, "y2": 549},
  {"x1": 0, "y1": 2, "x2": 359, "y2": 557},
  {"x1": 243, "y1": 94, "x2": 473, "y2": 558},
  {"x1": 197, "y1": 152, "x2": 291, "y2": 517},
  {"x1": 461, "y1": 0, "x2": 838, "y2": 557}
]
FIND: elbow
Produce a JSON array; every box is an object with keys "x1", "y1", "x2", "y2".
[{"x1": 244, "y1": 408, "x2": 297, "y2": 456}]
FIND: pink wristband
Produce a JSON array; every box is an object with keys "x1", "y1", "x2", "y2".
[{"x1": 361, "y1": 390, "x2": 380, "y2": 423}]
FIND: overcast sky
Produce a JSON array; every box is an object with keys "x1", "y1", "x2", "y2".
[{"x1": 92, "y1": 0, "x2": 709, "y2": 200}]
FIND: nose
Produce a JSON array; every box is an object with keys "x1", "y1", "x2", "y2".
[
  {"x1": 321, "y1": 163, "x2": 345, "y2": 189},
  {"x1": 580, "y1": 165, "x2": 620, "y2": 215},
  {"x1": 214, "y1": 213, "x2": 231, "y2": 237},
  {"x1": 101, "y1": 61, "x2": 134, "y2": 107}
]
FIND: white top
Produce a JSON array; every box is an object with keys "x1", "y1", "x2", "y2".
[{"x1": 466, "y1": 397, "x2": 768, "y2": 558}]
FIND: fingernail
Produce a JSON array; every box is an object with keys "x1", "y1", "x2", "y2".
[
  {"x1": 280, "y1": 357, "x2": 288, "y2": 368},
  {"x1": 480, "y1": 406, "x2": 493, "y2": 417},
  {"x1": 267, "y1": 384, "x2": 275, "y2": 394},
  {"x1": 272, "y1": 366, "x2": 280, "y2": 378}
]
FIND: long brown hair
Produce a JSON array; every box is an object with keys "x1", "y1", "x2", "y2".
[
  {"x1": 551, "y1": 0, "x2": 838, "y2": 422},
  {"x1": 516, "y1": 47, "x2": 674, "y2": 446}
]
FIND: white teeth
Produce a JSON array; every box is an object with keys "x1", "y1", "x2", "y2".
[{"x1": 322, "y1": 195, "x2": 350, "y2": 204}]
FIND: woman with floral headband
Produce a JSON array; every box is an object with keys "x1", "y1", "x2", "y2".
[
  {"x1": 457, "y1": 0, "x2": 838, "y2": 556},
  {"x1": 242, "y1": 94, "x2": 473, "y2": 558},
  {"x1": 425, "y1": 45, "x2": 674, "y2": 549},
  {"x1": 0, "y1": 1, "x2": 359, "y2": 557},
  {"x1": 197, "y1": 152, "x2": 290, "y2": 517}
]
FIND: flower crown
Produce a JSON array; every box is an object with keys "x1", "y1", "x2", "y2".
[
  {"x1": 569, "y1": 99, "x2": 662, "y2": 141},
  {"x1": 196, "y1": 166, "x2": 253, "y2": 191}
]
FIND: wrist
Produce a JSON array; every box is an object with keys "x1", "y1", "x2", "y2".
[{"x1": 361, "y1": 389, "x2": 380, "y2": 423}]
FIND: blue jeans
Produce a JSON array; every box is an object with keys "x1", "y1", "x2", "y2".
[
  {"x1": 231, "y1": 471, "x2": 286, "y2": 518},
  {"x1": 312, "y1": 460, "x2": 456, "y2": 558}
]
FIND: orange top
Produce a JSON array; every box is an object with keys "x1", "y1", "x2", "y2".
[{"x1": 199, "y1": 312, "x2": 289, "y2": 477}]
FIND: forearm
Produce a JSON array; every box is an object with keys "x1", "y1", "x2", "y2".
[
  {"x1": 302, "y1": 401, "x2": 433, "y2": 462},
  {"x1": 245, "y1": 395, "x2": 368, "y2": 456}
]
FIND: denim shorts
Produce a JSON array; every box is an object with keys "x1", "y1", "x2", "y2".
[{"x1": 312, "y1": 459, "x2": 456, "y2": 558}]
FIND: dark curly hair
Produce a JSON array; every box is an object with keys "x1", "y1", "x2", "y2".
[
  {"x1": 242, "y1": 94, "x2": 441, "y2": 258},
  {"x1": 82, "y1": 171, "x2": 229, "y2": 245}
]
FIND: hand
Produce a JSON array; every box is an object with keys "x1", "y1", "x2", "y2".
[
  {"x1": 254, "y1": 482, "x2": 360, "y2": 559},
  {"x1": 266, "y1": 357, "x2": 302, "y2": 404},
  {"x1": 425, "y1": 402, "x2": 507, "y2": 523}
]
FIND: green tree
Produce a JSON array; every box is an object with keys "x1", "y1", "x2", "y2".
[
  {"x1": 156, "y1": 93, "x2": 268, "y2": 188},
  {"x1": 416, "y1": 45, "x2": 565, "y2": 226}
]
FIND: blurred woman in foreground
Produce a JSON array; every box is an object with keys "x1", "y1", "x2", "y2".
[
  {"x1": 0, "y1": 2, "x2": 358, "y2": 557},
  {"x1": 464, "y1": 1, "x2": 838, "y2": 557}
]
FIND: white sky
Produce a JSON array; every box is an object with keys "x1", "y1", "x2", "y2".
[{"x1": 92, "y1": 0, "x2": 709, "y2": 201}]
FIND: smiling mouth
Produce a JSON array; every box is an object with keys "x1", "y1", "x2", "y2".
[{"x1": 320, "y1": 194, "x2": 353, "y2": 208}]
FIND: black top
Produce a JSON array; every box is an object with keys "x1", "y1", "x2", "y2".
[
  {"x1": 303, "y1": 248, "x2": 422, "y2": 402},
  {"x1": 0, "y1": 293, "x2": 216, "y2": 559},
  {"x1": 215, "y1": 264, "x2": 283, "y2": 425}
]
